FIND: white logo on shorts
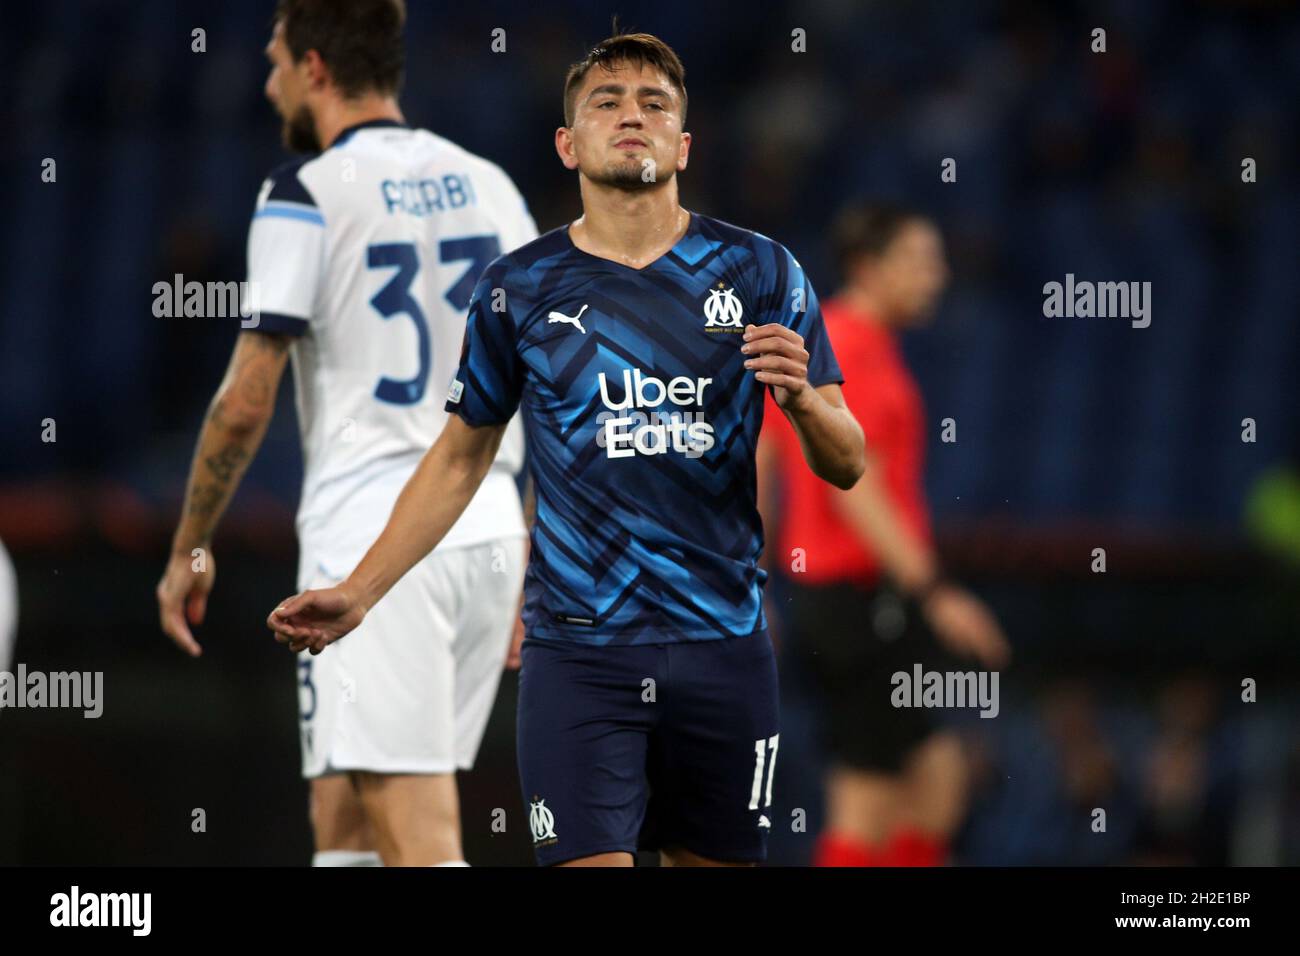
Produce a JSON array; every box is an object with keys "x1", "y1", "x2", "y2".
[{"x1": 529, "y1": 798, "x2": 557, "y2": 843}]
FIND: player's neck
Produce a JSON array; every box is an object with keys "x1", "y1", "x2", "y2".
[
  {"x1": 841, "y1": 285, "x2": 897, "y2": 328},
  {"x1": 313, "y1": 95, "x2": 404, "y2": 150},
  {"x1": 570, "y1": 181, "x2": 688, "y2": 270}
]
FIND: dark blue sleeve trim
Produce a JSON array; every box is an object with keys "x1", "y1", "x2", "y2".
[
  {"x1": 445, "y1": 401, "x2": 510, "y2": 427},
  {"x1": 245, "y1": 311, "x2": 309, "y2": 336},
  {"x1": 810, "y1": 373, "x2": 846, "y2": 387},
  {"x1": 265, "y1": 157, "x2": 317, "y2": 207}
]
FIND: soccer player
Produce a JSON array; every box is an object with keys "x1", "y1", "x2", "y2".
[
  {"x1": 758, "y1": 203, "x2": 1010, "y2": 867},
  {"x1": 266, "y1": 31, "x2": 866, "y2": 867},
  {"x1": 156, "y1": 0, "x2": 535, "y2": 867}
]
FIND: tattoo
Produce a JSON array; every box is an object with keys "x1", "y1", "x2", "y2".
[
  {"x1": 204, "y1": 442, "x2": 248, "y2": 483},
  {"x1": 233, "y1": 332, "x2": 290, "y2": 412},
  {"x1": 188, "y1": 484, "x2": 224, "y2": 518},
  {"x1": 239, "y1": 374, "x2": 271, "y2": 409},
  {"x1": 179, "y1": 332, "x2": 289, "y2": 540}
]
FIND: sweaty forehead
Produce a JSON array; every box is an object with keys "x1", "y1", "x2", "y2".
[{"x1": 578, "y1": 60, "x2": 675, "y2": 101}]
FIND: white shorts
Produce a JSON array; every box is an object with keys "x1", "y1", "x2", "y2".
[{"x1": 296, "y1": 535, "x2": 526, "y2": 778}]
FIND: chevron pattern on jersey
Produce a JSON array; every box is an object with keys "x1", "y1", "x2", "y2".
[{"x1": 449, "y1": 213, "x2": 843, "y2": 645}]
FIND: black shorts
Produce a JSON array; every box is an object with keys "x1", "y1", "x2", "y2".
[
  {"x1": 785, "y1": 580, "x2": 951, "y2": 773},
  {"x1": 516, "y1": 633, "x2": 780, "y2": 866}
]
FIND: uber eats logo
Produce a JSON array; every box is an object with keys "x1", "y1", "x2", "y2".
[{"x1": 596, "y1": 368, "x2": 716, "y2": 460}]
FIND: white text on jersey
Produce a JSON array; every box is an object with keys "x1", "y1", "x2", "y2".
[{"x1": 597, "y1": 368, "x2": 715, "y2": 459}]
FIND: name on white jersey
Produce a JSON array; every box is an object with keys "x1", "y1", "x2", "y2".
[{"x1": 381, "y1": 174, "x2": 478, "y2": 217}]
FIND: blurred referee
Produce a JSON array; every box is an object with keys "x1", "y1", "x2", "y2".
[{"x1": 758, "y1": 202, "x2": 1010, "y2": 867}]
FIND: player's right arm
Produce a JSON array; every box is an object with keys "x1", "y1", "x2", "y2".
[
  {"x1": 162, "y1": 159, "x2": 328, "y2": 654},
  {"x1": 158, "y1": 330, "x2": 291, "y2": 656},
  {"x1": 268, "y1": 415, "x2": 506, "y2": 654},
  {"x1": 270, "y1": 256, "x2": 529, "y2": 656}
]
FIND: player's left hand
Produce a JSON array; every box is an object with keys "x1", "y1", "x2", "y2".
[
  {"x1": 742, "y1": 323, "x2": 813, "y2": 412},
  {"x1": 157, "y1": 548, "x2": 215, "y2": 658}
]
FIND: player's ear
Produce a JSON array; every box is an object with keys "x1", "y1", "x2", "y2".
[
  {"x1": 555, "y1": 126, "x2": 580, "y2": 171},
  {"x1": 676, "y1": 131, "x2": 691, "y2": 173},
  {"x1": 301, "y1": 48, "x2": 329, "y2": 92}
]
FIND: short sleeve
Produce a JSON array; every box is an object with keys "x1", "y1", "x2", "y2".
[
  {"x1": 445, "y1": 261, "x2": 525, "y2": 425},
  {"x1": 761, "y1": 241, "x2": 843, "y2": 388},
  {"x1": 243, "y1": 160, "x2": 325, "y2": 336}
]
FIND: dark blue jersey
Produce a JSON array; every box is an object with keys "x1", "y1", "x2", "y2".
[{"x1": 446, "y1": 212, "x2": 842, "y2": 645}]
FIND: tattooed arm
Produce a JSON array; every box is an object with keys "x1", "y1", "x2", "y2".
[{"x1": 158, "y1": 331, "x2": 292, "y2": 656}]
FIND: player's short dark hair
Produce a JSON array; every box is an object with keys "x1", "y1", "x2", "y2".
[
  {"x1": 563, "y1": 30, "x2": 688, "y2": 127},
  {"x1": 830, "y1": 202, "x2": 929, "y2": 279},
  {"x1": 275, "y1": 0, "x2": 406, "y2": 99}
]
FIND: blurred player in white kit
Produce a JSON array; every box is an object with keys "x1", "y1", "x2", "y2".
[{"x1": 156, "y1": 0, "x2": 534, "y2": 866}]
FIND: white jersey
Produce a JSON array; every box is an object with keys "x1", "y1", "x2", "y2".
[{"x1": 246, "y1": 120, "x2": 534, "y2": 573}]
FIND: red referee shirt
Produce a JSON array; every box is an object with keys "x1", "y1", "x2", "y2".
[{"x1": 762, "y1": 297, "x2": 931, "y2": 585}]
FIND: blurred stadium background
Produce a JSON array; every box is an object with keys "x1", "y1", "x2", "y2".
[{"x1": 1, "y1": 0, "x2": 1298, "y2": 865}]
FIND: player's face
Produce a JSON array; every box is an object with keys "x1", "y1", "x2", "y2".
[
  {"x1": 264, "y1": 21, "x2": 320, "y2": 153},
  {"x1": 557, "y1": 61, "x2": 690, "y2": 190},
  {"x1": 878, "y1": 220, "x2": 950, "y2": 326}
]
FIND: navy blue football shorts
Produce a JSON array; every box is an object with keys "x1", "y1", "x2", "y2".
[{"x1": 516, "y1": 631, "x2": 780, "y2": 866}]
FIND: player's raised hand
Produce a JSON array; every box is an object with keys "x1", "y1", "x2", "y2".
[
  {"x1": 157, "y1": 549, "x2": 215, "y2": 658},
  {"x1": 267, "y1": 585, "x2": 366, "y2": 656},
  {"x1": 742, "y1": 323, "x2": 812, "y2": 411}
]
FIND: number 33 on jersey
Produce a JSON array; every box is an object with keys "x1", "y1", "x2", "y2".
[{"x1": 244, "y1": 119, "x2": 537, "y2": 536}]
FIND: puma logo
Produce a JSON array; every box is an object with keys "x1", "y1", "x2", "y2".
[{"x1": 547, "y1": 304, "x2": 589, "y2": 334}]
